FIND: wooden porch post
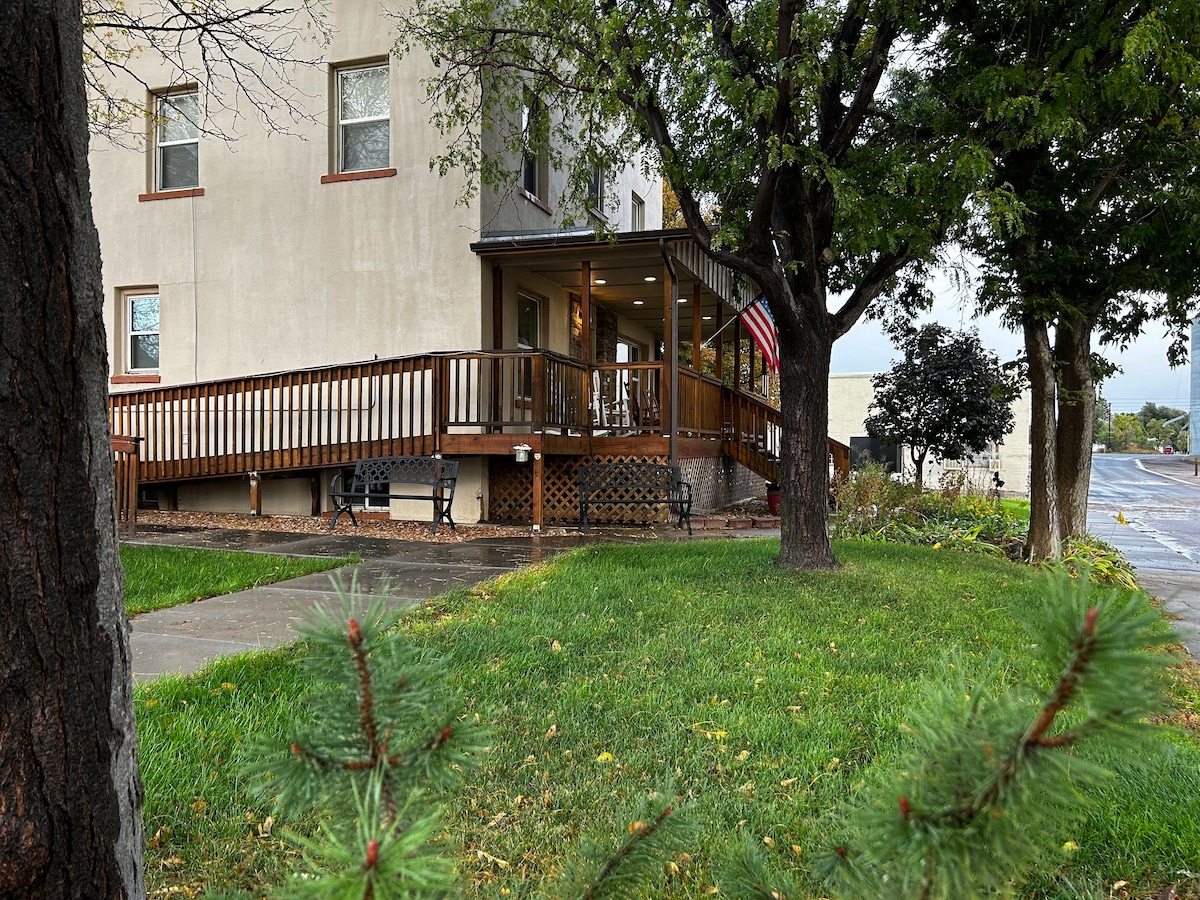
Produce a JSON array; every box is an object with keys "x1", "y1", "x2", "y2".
[
  {"x1": 662, "y1": 258, "x2": 679, "y2": 462},
  {"x1": 580, "y1": 260, "x2": 592, "y2": 363},
  {"x1": 532, "y1": 452, "x2": 544, "y2": 531},
  {"x1": 734, "y1": 317, "x2": 742, "y2": 390},
  {"x1": 492, "y1": 265, "x2": 504, "y2": 349},
  {"x1": 691, "y1": 283, "x2": 702, "y2": 370},
  {"x1": 714, "y1": 304, "x2": 724, "y2": 382},
  {"x1": 248, "y1": 471, "x2": 262, "y2": 516}
]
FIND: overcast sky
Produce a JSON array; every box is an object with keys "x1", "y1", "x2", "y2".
[{"x1": 829, "y1": 275, "x2": 1196, "y2": 417}]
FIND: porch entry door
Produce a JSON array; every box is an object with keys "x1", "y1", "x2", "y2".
[
  {"x1": 516, "y1": 293, "x2": 540, "y2": 408},
  {"x1": 616, "y1": 339, "x2": 641, "y2": 427}
]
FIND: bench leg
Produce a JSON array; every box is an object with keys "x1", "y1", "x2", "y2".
[
  {"x1": 329, "y1": 504, "x2": 358, "y2": 530},
  {"x1": 431, "y1": 497, "x2": 457, "y2": 536}
]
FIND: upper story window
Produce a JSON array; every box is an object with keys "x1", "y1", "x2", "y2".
[
  {"x1": 630, "y1": 191, "x2": 646, "y2": 231},
  {"x1": 156, "y1": 91, "x2": 199, "y2": 190},
  {"x1": 587, "y1": 163, "x2": 604, "y2": 213},
  {"x1": 337, "y1": 64, "x2": 390, "y2": 172},
  {"x1": 127, "y1": 293, "x2": 160, "y2": 372},
  {"x1": 520, "y1": 95, "x2": 549, "y2": 203}
]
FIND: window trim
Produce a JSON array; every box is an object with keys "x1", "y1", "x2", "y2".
[
  {"x1": 587, "y1": 163, "x2": 604, "y2": 215},
  {"x1": 124, "y1": 291, "x2": 161, "y2": 374},
  {"x1": 630, "y1": 191, "x2": 646, "y2": 231},
  {"x1": 153, "y1": 89, "x2": 199, "y2": 192},
  {"x1": 334, "y1": 61, "x2": 391, "y2": 175},
  {"x1": 519, "y1": 94, "x2": 550, "y2": 206}
]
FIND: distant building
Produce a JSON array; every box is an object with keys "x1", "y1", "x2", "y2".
[{"x1": 828, "y1": 374, "x2": 1032, "y2": 496}]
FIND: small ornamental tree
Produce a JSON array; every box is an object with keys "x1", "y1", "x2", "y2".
[{"x1": 863, "y1": 324, "x2": 1018, "y2": 486}]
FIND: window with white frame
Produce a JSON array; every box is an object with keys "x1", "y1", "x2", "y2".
[
  {"x1": 520, "y1": 95, "x2": 548, "y2": 201},
  {"x1": 587, "y1": 163, "x2": 604, "y2": 212},
  {"x1": 337, "y1": 64, "x2": 390, "y2": 172},
  {"x1": 126, "y1": 293, "x2": 160, "y2": 372},
  {"x1": 630, "y1": 191, "x2": 646, "y2": 230},
  {"x1": 155, "y1": 91, "x2": 199, "y2": 190}
]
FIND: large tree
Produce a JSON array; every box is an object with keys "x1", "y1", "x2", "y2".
[
  {"x1": 0, "y1": 0, "x2": 144, "y2": 894},
  {"x1": 395, "y1": 0, "x2": 985, "y2": 569},
  {"x1": 935, "y1": 0, "x2": 1200, "y2": 559},
  {"x1": 864, "y1": 324, "x2": 1017, "y2": 487},
  {"x1": 1, "y1": 1, "x2": 327, "y2": 893}
]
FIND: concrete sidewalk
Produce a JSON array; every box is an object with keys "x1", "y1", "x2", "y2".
[
  {"x1": 124, "y1": 526, "x2": 594, "y2": 681},
  {"x1": 124, "y1": 522, "x2": 774, "y2": 682}
]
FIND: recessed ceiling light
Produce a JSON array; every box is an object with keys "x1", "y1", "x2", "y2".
[
  {"x1": 679, "y1": 297, "x2": 687, "y2": 303},
  {"x1": 703, "y1": 315, "x2": 713, "y2": 321},
  {"x1": 643, "y1": 276, "x2": 657, "y2": 282},
  {"x1": 594, "y1": 278, "x2": 607, "y2": 285},
  {"x1": 633, "y1": 299, "x2": 644, "y2": 306}
]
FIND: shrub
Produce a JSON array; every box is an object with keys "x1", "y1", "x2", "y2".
[
  {"x1": 833, "y1": 465, "x2": 1027, "y2": 557},
  {"x1": 1053, "y1": 535, "x2": 1140, "y2": 590}
]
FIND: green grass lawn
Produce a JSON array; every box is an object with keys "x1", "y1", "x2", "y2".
[
  {"x1": 135, "y1": 539, "x2": 1200, "y2": 898},
  {"x1": 121, "y1": 544, "x2": 355, "y2": 616},
  {"x1": 1001, "y1": 497, "x2": 1032, "y2": 521}
]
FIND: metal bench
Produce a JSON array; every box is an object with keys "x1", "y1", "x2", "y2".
[
  {"x1": 577, "y1": 461, "x2": 693, "y2": 535},
  {"x1": 329, "y1": 456, "x2": 459, "y2": 533}
]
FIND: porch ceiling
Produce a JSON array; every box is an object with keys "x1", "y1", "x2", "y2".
[{"x1": 471, "y1": 228, "x2": 753, "y2": 341}]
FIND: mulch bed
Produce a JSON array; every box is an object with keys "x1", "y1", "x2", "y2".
[{"x1": 133, "y1": 510, "x2": 538, "y2": 544}]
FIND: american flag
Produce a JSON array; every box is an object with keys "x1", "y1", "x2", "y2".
[{"x1": 741, "y1": 296, "x2": 779, "y2": 375}]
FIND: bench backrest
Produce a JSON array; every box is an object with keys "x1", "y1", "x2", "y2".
[
  {"x1": 577, "y1": 461, "x2": 682, "y2": 492},
  {"x1": 354, "y1": 456, "x2": 457, "y2": 486}
]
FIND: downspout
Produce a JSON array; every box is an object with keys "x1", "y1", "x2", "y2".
[{"x1": 660, "y1": 238, "x2": 679, "y2": 462}]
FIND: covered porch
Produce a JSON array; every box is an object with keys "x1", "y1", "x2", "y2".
[{"x1": 108, "y1": 230, "x2": 849, "y2": 527}]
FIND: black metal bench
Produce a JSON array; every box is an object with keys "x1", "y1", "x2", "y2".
[
  {"x1": 329, "y1": 456, "x2": 459, "y2": 533},
  {"x1": 577, "y1": 461, "x2": 693, "y2": 535}
]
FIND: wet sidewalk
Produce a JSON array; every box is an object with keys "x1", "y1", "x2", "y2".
[
  {"x1": 124, "y1": 522, "x2": 775, "y2": 682},
  {"x1": 125, "y1": 525, "x2": 594, "y2": 681}
]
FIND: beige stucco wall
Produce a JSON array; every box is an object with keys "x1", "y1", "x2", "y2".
[
  {"x1": 89, "y1": 0, "x2": 665, "y2": 521},
  {"x1": 91, "y1": 0, "x2": 488, "y2": 387},
  {"x1": 828, "y1": 373, "x2": 1032, "y2": 497}
]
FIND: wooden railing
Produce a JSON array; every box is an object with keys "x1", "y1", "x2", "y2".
[
  {"x1": 677, "y1": 368, "x2": 724, "y2": 438},
  {"x1": 109, "y1": 357, "x2": 437, "y2": 482},
  {"x1": 723, "y1": 388, "x2": 851, "y2": 483},
  {"x1": 111, "y1": 435, "x2": 141, "y2": 528},
  {"x1": 440, "y1": 351, "x2": 593, "y2": 433},
  {"x1": 107, "y1": 350, "x2": 838, "y2": 486}
]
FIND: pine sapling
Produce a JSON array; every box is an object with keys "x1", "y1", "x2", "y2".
[
  {"x1": 812, "y1": 572, "x2": 1169, "y2": 900},
  {"x1": 242, "y1": 577, "x2": 485, "y2": 899}
]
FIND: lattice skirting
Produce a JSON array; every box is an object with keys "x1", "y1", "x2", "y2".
[
  {"x1": 487, "y1": 454, "x2": 767, "y2": 525},
  {"x1": 678, "y1": 457, "x2": 767, "y2": 511}
]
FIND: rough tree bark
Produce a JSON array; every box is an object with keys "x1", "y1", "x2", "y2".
[
  {"x1": 1054, "y1": 318, "x2": 1096, "y2": 540},
  {"x1": 0, "y1": 0, "x2": 145, "y2": 896},
  {"x1": 1024, "y1": 319, "x2": 1063, "y2": 561},
  {"x1": 775, "y1": 299, "x2": 839, "y2": 570}
]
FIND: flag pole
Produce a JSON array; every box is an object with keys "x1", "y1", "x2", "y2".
[{"x1": 702, "y1": 305, "x2": 745, "y2": 347}]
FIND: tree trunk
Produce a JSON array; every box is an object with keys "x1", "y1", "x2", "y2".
[
  {"x1": 1054, "y1": 318, "x2": 1096, "y2": 539},
  {"x1": 1023, "y1": 320, "x2": 1062, "y2": 560},
  {"x1": 912, "y1": 449, "x2": 927, "y2": 489},
  {"x1": 0, "y1": 0, "x2": 145, "y2": 896},
  {"x1": 775, "y1": 305, "x2": 838, "y2": 570}
]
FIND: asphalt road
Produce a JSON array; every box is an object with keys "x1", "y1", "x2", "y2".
[
  {"x1": 1087, "y1": 453, "x2": 1200, "y2": 659},
  {"x1": 1089, "y1": 453, "x2": 1200, "y2": 564}
]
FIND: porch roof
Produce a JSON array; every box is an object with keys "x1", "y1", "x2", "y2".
[{"x1": 471, "y1": 228, "x2": 754, "y2": 341}]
